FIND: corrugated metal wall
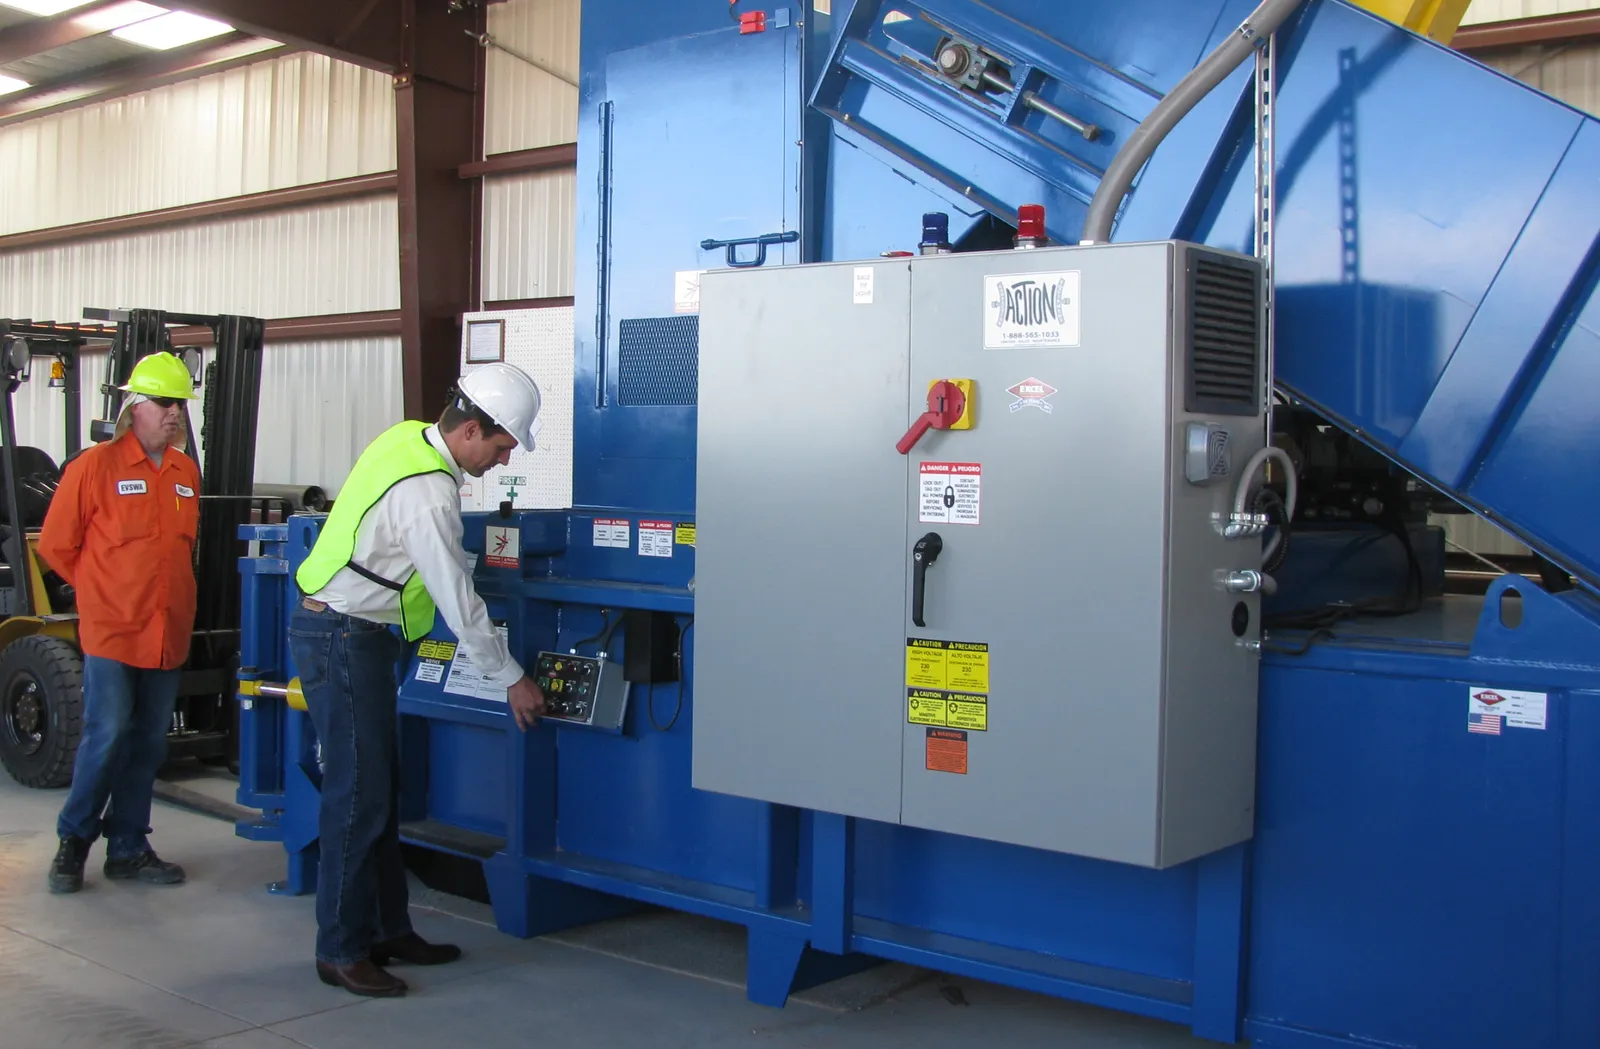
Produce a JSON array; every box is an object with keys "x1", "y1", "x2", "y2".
[
  {"x1": 481, "y1": 0, "x2": 580, "y2": 301},
  {"x1": 481, "y1": 171, "x2": 576, "y2": 302},
  {"x1": 485, "y1": 0, "x2": 579, "y2": 153},
  {"x1": 254, "y1": 336, "x2": 405, "y2": 491},
  {"x1": 0, "y1": 196, "x2": 399, "y2": 321},
  {"x1": 1463, "y1": 0, "x2": 1600, "y2": 24},
  {"x1": 0, "y1": 51, "x2": 396, "y2": 234},
  {"x1": 0, "y1": 48, "x2": 403, "y2": 489}
]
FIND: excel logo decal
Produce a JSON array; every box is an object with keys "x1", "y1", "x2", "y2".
[{"x1": 1006, "y1": 377, "x2": 1057, "y2": 414}]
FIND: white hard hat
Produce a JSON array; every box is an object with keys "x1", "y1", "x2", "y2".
[{"x1": 457, "y1": 363, "x2": 542, "y2": 450}]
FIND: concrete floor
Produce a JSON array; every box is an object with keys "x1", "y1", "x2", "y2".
[{"x1": 0, "y1": 771, "x2": 1235, "y2": 1049}]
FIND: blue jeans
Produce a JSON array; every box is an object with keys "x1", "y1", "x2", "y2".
[
  {"x1": 288, "y1": 602, "x2": 413, "y2": 966},
  {"x1": 56, "y1": 655, "x2": 180, "y2": 858}
]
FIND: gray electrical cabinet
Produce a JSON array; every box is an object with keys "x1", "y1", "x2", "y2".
[{"x1": 692, "y1": 240, "x2": 1268, "y2": 869}]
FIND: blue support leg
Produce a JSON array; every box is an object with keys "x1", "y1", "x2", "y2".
[
  {"x1": 1191, "y1": 843, "x2": 1251, "y2": 1043},
  {"x1": 746, "y1": 927, "x2": 812, "y2": 1007},
  {"x1": 481, "y1": 854, "x2": 640, "y2": 938},
  {"x1": 811, "y1": 812, "x2": 855, "y2": 955},
  {"x1": 271, "y1": 845, "x2": 318, "y2": 896},
  {"x1": 745, "y1": 924, "x2": 886, "y2": 1007}
]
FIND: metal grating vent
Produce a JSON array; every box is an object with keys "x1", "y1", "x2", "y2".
[
  {"x1": 618, "y1": 316, "x2": 699, "y2": 406},
  {"x1": 1185, "y1": 253, "x2": 1262, "y2": 417}
]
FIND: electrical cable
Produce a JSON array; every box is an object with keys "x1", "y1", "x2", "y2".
[
  {"x1": 1079, "y1": 0, "x2": 1308, "y2": 243},
  {"x1": 648, "y1": 616, "x2": 692, "y2": 733},
  {"x1": 1261, "y1": 516, "x2": 1427, "y2": 653},
  {"x1": 1254, "y1": 486, "x2": 1291, "y2": 575},
  {"x1": 569, "y1": 609, "x2": 620, "y2": 655}
]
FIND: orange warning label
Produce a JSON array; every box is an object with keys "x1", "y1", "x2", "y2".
[{"x1": 926, "y1": 728, "x2": 968, "y2": 774}]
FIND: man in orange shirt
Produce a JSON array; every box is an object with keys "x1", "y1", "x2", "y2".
[{"x1": 37, "y1": 352, "x2": 200, "y2": 894}]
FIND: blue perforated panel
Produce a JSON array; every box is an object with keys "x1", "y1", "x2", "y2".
[{"x1": 618, "y1": 316, "x2": 699, "y2": 406}]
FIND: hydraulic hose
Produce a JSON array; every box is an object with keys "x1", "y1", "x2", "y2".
[{"x1": 1079, "y1": 0, "x2": 1307, "y2": 245}]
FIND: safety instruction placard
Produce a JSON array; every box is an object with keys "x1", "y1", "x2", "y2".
[
  {"x1": 905, "y1": 638, "x2": 989, "y2": 693},
  {"x1": 593, "y1": 518, "x2": 631, "y2": 549},
  {"x1": 919, "y1": 462, "x2": 981, "y2": 525},
  {"x1": 638, "y1": 520, "x2": 674, "y2": 557},
  {"x1": 675, "y1": 523, "x2": 696, "y2": 547},
  {"x1": 416, "y1": 639, "x2": 457, "y2": 683},
  {"x1": 907, "y1": 689, "x2": 988, "y2": 731},
  {"x1": 442, "y1": 626, "x2": 511, "y2": 703},
  {"x1": 485, "y1": 526, "x2": 520, "y2": 568}
]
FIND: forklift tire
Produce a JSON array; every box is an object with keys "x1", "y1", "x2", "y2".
[{"x1": 0, "y1": 635, "x2": 84, "y2": 789}]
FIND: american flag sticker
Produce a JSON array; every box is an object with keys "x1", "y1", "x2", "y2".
[
  {"x1": 1468, "y1": 712, "x2": 1502, "y2": 735},
  {"x1": 1467, "y1": 685, "x2": 1548, "y2": 734}
]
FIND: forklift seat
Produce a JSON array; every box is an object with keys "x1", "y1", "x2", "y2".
[{"x1": 0, "y1": 446, "x2": 61, "y2": 530}]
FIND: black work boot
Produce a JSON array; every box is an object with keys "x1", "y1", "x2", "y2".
[
  {"x1": 48, "y1": 835, "x2": 90, "y2": 894},
  {"x1": 103, "y1": 848, "x2": 185, "y2": 885},
  {"x1": 370, "y1": 931, "x2": 462, "y2": 966}
]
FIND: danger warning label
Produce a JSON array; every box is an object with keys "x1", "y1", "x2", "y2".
[
  {"x1": 919, "y1": 462, "x2": 981, "y2": 525},
  {"x1": 926, "y1": 728, "x2": 968, "y2": 774}
]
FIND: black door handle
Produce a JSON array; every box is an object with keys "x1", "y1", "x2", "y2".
[{"x1": 911, "y1": 532, "x2": 943, "y2": 628}]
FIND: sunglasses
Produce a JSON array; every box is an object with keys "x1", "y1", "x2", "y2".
[{"x1": 148, "y1": 396, "x2": 183, "y2": 408}]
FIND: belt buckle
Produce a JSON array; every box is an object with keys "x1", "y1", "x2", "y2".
[{"x1": 300, "y1": 597, "x2": 328, "y2": 613}]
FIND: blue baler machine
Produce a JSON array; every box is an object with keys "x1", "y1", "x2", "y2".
[{"x1": 235, "y1": 2, "x2": 1600, "y2": 1046}]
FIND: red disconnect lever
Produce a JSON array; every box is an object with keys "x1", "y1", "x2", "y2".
[{"x1": 897, "y1": 381, "x2": 967, "y2": 455}]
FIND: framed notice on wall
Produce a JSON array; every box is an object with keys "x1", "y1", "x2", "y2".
[{"x1": 467, "y1": 319, "x2": 505, "y2": 363}]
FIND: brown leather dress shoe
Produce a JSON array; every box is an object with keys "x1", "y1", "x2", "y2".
[
  {"x1": 370, "y1": 931, "x2": 463, "y2": 966},
  {"x1": 316, "y1": 958, "x2": 408, "y2": 997}
]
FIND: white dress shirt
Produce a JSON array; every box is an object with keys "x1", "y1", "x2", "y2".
[{"x1": 308, "y1": 425, "x2": 524, "y2": 690}]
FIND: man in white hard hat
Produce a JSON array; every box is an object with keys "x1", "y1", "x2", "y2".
[{"x1": 290, "y1": 362, "x2": 547, "y2": 998}]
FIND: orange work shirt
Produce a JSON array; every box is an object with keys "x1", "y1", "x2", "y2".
[{"x1": 37, "y1": 431, "x2": 201, "y2": 670}]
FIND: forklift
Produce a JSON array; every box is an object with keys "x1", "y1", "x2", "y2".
[{"x1": 0, "y1": 309, "x2": 281, "y2": 787}]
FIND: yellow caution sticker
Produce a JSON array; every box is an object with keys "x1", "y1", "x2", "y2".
[
  {"x1": 905, "y1": 638, "x2": 988, "y2": 692},
  {"x1": 417, "y1": 640, "x2": 458, "y2": 661},
  {"x1": 945, "y1": 641, "x2": 990, "y2": 693},
  {"x1": 946, "y1": 698, "x2": 988, "y2": 731},
  {"x1": 906, "y1": 689, "x2": 987, "y2": 731},
  {"x1": 675, "y1": 523, "x2": 696, "y2": 546},
  {"x1": 907, "y1": 688, "x2": 948, "y2": 726}
]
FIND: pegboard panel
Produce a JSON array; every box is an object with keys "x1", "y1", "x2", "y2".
[{"x1": 457, "y1": 305, "x2": 574, "y2": 511}]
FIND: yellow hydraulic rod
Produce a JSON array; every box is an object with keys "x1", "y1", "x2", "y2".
[
  {"x1": 1351, "y1": 0, "x2": 1475, "y2": 43},
  {"x1": 238, "y1": 677, "x2": 306, "y2": 712}
]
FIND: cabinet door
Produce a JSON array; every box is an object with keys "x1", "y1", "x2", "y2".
[
  {"x1": 597, "y1": 27, "x2": 800, "y2": 510},
  {"x1": 897, "y1": 247, "x2": 1174, "y2": 866},
  {"x1": 692, "y1": 261, "x2": 913, "y2": 823}
]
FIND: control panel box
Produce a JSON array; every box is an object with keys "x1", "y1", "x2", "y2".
[
  {"x1": 692, "y1": 240, "x2": 1268, "y2": 869},
  {"x1": 534, "y1": 652, "x2": 630, "y2": 731}
]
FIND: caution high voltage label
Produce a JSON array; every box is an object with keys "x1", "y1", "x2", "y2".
[{"x1": 905, "y1": 638, "x2": 989, "y2": 692}]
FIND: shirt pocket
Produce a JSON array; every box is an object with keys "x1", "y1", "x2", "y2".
[
  {"x1": 109, "y1": 487, "x2": 160, "y2": 543},
  {"x1": 174, "y1": 482, "x2": 200, "y2": 541}
]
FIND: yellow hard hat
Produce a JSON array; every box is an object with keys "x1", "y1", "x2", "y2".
[{"x1": 120, "y1": 351, "x2": 193, "y2": 400}]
